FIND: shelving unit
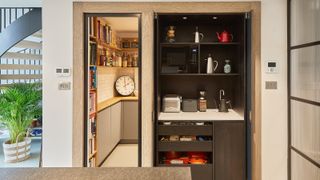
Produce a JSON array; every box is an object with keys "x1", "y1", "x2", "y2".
[
  {"x1": 86, "y1": 16, "x2": 139, "y2": 167},
  {"x1": 154, "y1": 13, "x2": 248, "y2": 180}
]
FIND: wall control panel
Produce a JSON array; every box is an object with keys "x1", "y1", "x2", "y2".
[{"x1": 266, "y1": 61, "x2": 278, "y2": 74}]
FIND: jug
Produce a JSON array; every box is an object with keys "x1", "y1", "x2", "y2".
[
  {"x1": 216, "y1": 30, "x2": 233, "y2": 43},
  {"x1": 206, "y1": 54, "x2": 218, "y2": 74},
  {"x1": 194, "y1": 26, "x2": 204, "y2": 43}
]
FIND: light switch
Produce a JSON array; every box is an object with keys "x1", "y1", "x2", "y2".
[
  {"x1": 265, "y1": 81, "x2": 277, "y2": 90},
  {"x1": 58, "y1": 82, "x2": 71, "y2": 90}
]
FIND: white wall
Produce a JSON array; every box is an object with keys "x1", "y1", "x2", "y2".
[
  {"x1": 42, "y1": 0, "x2": 73, "y2": 166},
  {"x1": 261, "y1": 0, "x2": 288, "y2": 180},
  {"x1": 41, "y1": 1, "x2": 288, "y2": 179}
]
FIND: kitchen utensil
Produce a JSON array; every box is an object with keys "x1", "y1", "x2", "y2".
[
  {"x1": 206, "y1": 54, "x2": 218, "y2": 73},
  {"x1": 194, "y1": 26, "x2": 204, "y2": 43},
  {"x1": 162, "y1": 94, "x2": 182, "y2": 113},
  {"x1": 216, "y1": 30, "x2": 233, "y2": 43},
  {"x1": 182, "y1": 99, "x2": 198, "y2": 112}
]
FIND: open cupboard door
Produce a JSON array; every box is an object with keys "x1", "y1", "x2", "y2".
[{"x1": 245, "y1": 11, "x2": 253, "y2": 180}]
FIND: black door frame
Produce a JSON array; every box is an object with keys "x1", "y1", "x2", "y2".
[{"x1": 83, "y1": 13, "x2": 142, "y2": 167}]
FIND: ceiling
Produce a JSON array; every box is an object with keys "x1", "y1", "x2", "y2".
[{"x1": 104, "y1": 17, "x2": 138, "y2": 32}]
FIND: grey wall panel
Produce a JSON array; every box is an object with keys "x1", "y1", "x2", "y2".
[
  {"x1": 291, "y1": 0, "x2": 320, "y2": 46},
  {"x1": 291, "y1": 100, "x2": 320, "y2": 164},
  {"x1": 291, "y1": 45, "x2": 320, "y2": 102},
  {"x1": 291, "y1": 150, "x2": 320, "y2": 180}
]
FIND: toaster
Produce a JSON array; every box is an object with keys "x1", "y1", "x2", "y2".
[{"x1": 162, "y1": 94, "x2": 182, "y2": 113}]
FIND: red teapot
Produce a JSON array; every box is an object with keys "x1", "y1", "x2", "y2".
[{"x1": 216, "y1": 30, "x2": 233, "y2": 43}]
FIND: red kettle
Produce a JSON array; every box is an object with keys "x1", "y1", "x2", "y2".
[{"x1": 216, "y1": 30, "x2": 233, "y2": 43}]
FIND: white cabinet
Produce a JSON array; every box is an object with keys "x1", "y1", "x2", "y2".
[
  {"x1": 122, "y1": 101, "x2": 138, "y2": 140},
  {"x1": 111, "y1": 102, "x2": 121, "y2": 148},
  {"x1": 96, "y1": 107, "x2": 112, "y2": 165},
  {"x1": 96, "y1": 102, "x2": 122, "y2": 165}
]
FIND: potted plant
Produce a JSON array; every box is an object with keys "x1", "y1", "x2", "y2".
[{"x1": 0, "y1": 83, "x2": 41, "y2": 163}]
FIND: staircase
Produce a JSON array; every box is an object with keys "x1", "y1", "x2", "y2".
[{"x1": 0, "y1": 8, "x2": 42, "y2": 87}]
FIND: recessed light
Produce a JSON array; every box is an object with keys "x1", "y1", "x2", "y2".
[
  {"x1": 182, "y1": 16, "x2": 188, "y2": 20},
  {"x1": 212, "y1": 16, "x2": 218, "y2": 20}
]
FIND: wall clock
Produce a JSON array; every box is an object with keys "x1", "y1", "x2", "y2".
[{"x1": 115, "y1": 76, "x2": 135, "y2": 96}]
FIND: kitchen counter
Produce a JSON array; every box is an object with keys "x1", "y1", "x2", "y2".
[
  {"x1": 158, "y1": 109, "x2": 244, "y2": 121},
  {"x1": 97, "y1": 96, "x2": 138, "y2": 112},
  {"x1": 0, "y1": 167, "x2": 191, "y2": 180}
]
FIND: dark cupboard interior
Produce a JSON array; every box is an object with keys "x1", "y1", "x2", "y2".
[{"x1": 154, "y1": 13, "x2": 248, "y2": 180}]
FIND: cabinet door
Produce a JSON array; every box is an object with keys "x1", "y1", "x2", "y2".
[
  {"x1": 214, "y1": 122, "x2": 245, "y2": 180},
  {"x1": 96, "y1": 107, "x2": 112, "y2": 165},
  {"x1": 122, "y1": 101, "x2": 138, "y2": 140},
  {"x1": 111, "y1": 102, "x2": 122, "y2": 147}
]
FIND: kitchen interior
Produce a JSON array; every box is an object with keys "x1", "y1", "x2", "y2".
[
  {"x1": 86, "y1": 16, "x2": 140, "y2": 167},
  {"x1": 154, "y1": 14, "x2": 249, "y2": 180}
]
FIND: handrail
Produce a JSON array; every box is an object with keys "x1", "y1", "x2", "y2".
[
  {"x1": 0, "y1": 8, "x2": 33, "y2": 33},
  {"x1": 0, "y1": 8, "x2": 41, "y2": 57}
]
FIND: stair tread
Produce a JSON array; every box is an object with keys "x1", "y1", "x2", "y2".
[
  {"x1": 15, "y1": 40, "x2": 42, "y2": 49},
  {"x1": 1, "y1": 52, "x2": 42, "y2": 60}
]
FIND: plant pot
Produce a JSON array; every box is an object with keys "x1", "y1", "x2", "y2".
[{"x1": 2, "y1": 138, "x2": 31, "y2": 163}]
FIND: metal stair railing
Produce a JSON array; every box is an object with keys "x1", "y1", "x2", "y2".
[{"x1": 0, "y1": 8, "x2": 41, "y2": 57}]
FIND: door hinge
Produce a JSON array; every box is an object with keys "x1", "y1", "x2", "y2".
[{"x1": 154, "y1": 13, "x2": 158, "y2": 19}]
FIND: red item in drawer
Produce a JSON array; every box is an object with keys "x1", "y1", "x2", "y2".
[
  {"x1": 187, "y1": 152, "x2": 207, "y2": 159},
  {"x1": 165, "y1": 151, "x2": 181, "y2": 159}
]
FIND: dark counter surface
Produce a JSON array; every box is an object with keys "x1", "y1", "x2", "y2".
[{"x1": 0, "y1": 167, "x2": 191, "y2": 180}]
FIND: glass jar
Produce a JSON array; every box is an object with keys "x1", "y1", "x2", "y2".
[{"x1": 198, "y1": 91, "x2": 207, "y2": 112}]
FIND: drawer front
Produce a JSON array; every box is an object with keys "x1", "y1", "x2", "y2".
[
  {"x1": 158, "y1": 141, "x2": 213, "y2": 152},
  {"x1": 158, "y1": 125, "x2": 213, "y2": 135}
]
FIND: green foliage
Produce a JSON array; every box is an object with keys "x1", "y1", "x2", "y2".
[{"x1": 0, "y1": 83, "x2": 42, "y2": 143}]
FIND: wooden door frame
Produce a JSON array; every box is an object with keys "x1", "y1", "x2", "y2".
[{"x1": 73, "y1": 2, "x2": 261, "y2": 179}]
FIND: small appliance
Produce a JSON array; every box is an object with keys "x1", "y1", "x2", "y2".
[{"x1": 162, "y1": 94, "x2": 182, "y2": 113}]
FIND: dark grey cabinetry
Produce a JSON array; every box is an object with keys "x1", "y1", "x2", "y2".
[
  {"x1": 122, "y1": 101, "x2": 138, "y2": 141},
  {"x1": 214, "y1": 122, "x2": 245, "y2": 180}
]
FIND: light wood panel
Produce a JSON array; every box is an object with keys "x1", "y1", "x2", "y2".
[{"x1": 73, "y1": 3, "x2": 261, "y2": 179}]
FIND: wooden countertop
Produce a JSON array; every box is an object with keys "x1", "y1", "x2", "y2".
[
  {"x1": 158, "y1": 109, "x2": 244, "y2": 121},
  {"x1": 97, "y1": 96, "x2": 138, "y2": 112},
  {"x1": 0, "y1": 167, "x2": 191, "y2": 180}
]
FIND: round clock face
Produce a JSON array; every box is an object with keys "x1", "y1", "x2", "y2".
[{"x1": 115, "y1": 76, "x2": 135, "y2": 96}]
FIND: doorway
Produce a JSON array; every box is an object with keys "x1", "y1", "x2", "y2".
[{"x1": 84, "y1": 13, "x2": 142, "y2": 167}]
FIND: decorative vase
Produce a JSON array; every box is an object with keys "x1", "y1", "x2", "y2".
[{"x1": 3, "y1": 137, "x2": 31, "y2": 163}]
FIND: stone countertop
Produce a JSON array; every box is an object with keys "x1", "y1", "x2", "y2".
[
  {"x1": 0, "y1": 167, "x2": 191, "y2": 180},
  {"x1": 159, "y1": 109, "x2": 244, "y2": 121}
]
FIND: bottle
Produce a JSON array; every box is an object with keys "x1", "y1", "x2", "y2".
[
  {"x1": 122, "y1": 53, "x2": 128, "y2": 67},
  {"x1": 224, "y1": 59, "x2": 231, "y2": 73},
  {"x1": 198, "y1": 91, "x2": 207, "y2": 112}
]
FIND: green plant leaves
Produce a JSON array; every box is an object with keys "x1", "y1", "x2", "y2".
[{"x1": 0, "y1": 83, "x2": 42, "y2": 143}]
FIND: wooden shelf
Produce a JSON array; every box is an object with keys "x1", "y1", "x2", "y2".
[
  {"x1": 97, "y1": 66, "x2": 138, "y2": 69},
  {"x1": 97, "y1": 96, "x2": 138, "y2": 112},
  {"x1": 122, "y1": 48, "x2": 138, "y2": 51},
  {"x1": 160, "y1": 73, "x2": 240, "y2": 76},
  {"x1": 97, "y1": 42, "x2": 122, "y2": 51}
]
